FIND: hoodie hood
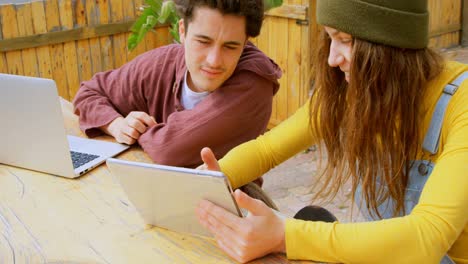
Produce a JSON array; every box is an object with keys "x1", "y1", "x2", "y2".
[{"x1": 235, "y1": 41, "x2": 282, "y2": 95}]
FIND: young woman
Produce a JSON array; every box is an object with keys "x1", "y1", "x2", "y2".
[{"x1": 195, "y1": 0, "x2": 468, "y2": 263}]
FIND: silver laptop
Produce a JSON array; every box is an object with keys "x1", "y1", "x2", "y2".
[
  {"x1": 106, "y1": 158, "x2": 242, "y2": 237},
  {"x1": 0, "y1": 73, "x2": 129, "y2": 178}
]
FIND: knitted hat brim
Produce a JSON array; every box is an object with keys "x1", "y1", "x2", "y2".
[{"x1": 317, "y1": 0, "x2": 429, "y2": 49}]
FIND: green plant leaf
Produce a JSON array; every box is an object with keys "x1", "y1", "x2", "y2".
[
  {"x1": 127, "y1": 33, "x2": 139, "y2": 51},
  {"x1": 264, "y1": 0, "x2": 283, "y2": 11},
  {"x1": 169, "y1": 21, "x2": 180, "y2": 43},
  {"x1": 128, "y1": 0, "x2": 283, "y2": 51},
  {"x1": 128, "y1": 7, "x2": 159, "y2": 50},
  {"x1": 159, "y1": 1, "x2": 176, "y2": 24},
  {"x1": 144, "y1": 0, "x2": 162, "y2": 12},
  {"x1": 130, "y1": 7, "x2": 158, "y2": 33},
  {"x1": 135, "y1": 15, "x2": 158, "y2": 44}
]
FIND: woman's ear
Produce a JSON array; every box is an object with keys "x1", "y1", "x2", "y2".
[{"x1": 178, "y1": 19, "x2": 185, "y2": 44}]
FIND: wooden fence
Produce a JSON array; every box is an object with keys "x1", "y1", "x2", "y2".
[
  {"x1": 428, "y1": 0, "x2": 462, "y2": 48},
  {"x1": 257, "y1": 0, "x2": 464, "y2": 126},
  {"x1": 0, "y1": 0, "x2": 171, "y2": 100},
  {"x1": 0, "y1": 0, "x2": 463, "y2": 127},
  {"x1": 252, "y1": 0, "x2": 310, "y2": 127}
]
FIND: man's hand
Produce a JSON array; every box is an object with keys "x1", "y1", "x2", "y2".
[{"x1": 101, "y1": 111, "x2": 157, "y2": 145}]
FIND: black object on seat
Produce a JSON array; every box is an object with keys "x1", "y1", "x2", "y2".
[{"x1": 294, "y1": 205, "x2": 338, "y2": 222}]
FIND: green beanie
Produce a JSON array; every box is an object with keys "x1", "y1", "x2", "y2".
[{"x1": 316, "y1": 0, "x2": 429, "y2": 49}]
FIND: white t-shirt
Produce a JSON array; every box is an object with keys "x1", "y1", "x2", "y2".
[{"x1": 180, "y1": 71, "x2": 210, "y2": 110}]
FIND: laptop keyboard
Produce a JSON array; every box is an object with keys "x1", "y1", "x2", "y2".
[{"x1": 70, "y1": 151, "x2": 100, "y2": 169}]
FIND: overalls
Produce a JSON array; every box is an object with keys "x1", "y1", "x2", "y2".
[{"x1": 355, "y1": 71, "x2": 468, "y2": 264}]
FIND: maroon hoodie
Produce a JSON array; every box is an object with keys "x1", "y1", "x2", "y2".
[{"x1": 73, "y1": 42, "x2": 281, "y2": 168}]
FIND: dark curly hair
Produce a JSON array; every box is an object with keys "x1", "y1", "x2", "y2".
[{"x1": 173, "y1": 0, "x2": 264, "y2": 38}]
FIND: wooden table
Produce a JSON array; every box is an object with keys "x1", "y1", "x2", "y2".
[{"x1": 0, "y1": 99, "x2": 312, "y2": 263}]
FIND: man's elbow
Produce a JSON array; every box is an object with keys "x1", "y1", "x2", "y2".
[{"x1": 144, "y1": 145, "x2": 201, "y2": 168}]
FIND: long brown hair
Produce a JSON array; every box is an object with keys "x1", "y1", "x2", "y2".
[{"x1": 310, "y1": 30, "x2": 444, "y2": 218}]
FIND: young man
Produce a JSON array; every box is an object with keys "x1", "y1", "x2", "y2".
[{"x1": 73, "y1": 0, "x2": 281, "y2": 168}]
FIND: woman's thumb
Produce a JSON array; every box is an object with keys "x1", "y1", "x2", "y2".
[
  {"x1": 234, "y1": 189, "x2": 271, "y2": 216},
  {"x1": 200, "y1": 147, "x2": 221, "y2": 171}
]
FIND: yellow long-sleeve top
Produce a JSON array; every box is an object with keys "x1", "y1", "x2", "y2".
[{"x1": 219, "y1": 61, "x2": 468, "y2": 263}]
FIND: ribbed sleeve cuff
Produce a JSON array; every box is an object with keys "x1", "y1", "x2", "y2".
[{"x1": 285, "y1": 218, "x2": 341, "y2": 262}]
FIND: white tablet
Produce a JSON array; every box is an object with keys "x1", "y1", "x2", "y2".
[{"x1": 106, "y1": 158, "x2": 242, "y2": 237}]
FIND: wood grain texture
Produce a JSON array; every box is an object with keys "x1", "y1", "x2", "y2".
[
  {"x1": 287, "y1": 0, "x2": 304, "y2": 117},
  {"x1": 0, "y1": 0, "x2": 461, "y2": 121},
  {"x1": 255, "y1": 16, "x2": 276, "y2": 125},
  {"x1": 0, "y1": 16, "x2": 6, "y2": 73},
  {"x1": 86, "y1": 0, "x2": 103, "y2": 76},
  {"x1": 46, "y1": 0, "x2": 70, "y2": 99},
  {"x1": 75, "y1": 0, "x2": 93, "y2": 86},
  {"x1": 1, "y1": 4, "x2": 24, "y2": 75},
  {"x1": 130, "y1": 0, "x2": 148, "y2": 58},
  {"x1": 98, "y1": 0, "x2": 115, "y2": 71},
  {"x1": 59, "y1": 0, "x2": 81, "y2": 99},
  {"x1": 0, "y1": 21, "x2": 136, "y2": 52},
  {"x1": 124, "y1": 0, "x2": 140, "y2": 61},
  {"x1": 109, "y1": 0, "x2": 128, "y2": 68},
  {"x1": 265, "y1": 4, "x2": 308, "y2": 21},
  {"x1": 0, "y1": 51, "x2": 6, "y2": 72},
  {"x1": 31, "y1": 1, "x2": 53, "y2": 79},
  {"x1": 16, "y1": 4, "x2": 38, "y2": 77},
  {"x1": 267, "y1": 15, "x2": 289, "y2": 125},
  {"x1": 303, "y1": 0, "x2": 316, "y2": 108},
  {"x1": 428, "y1": 0, "x2": 462, "y2": 48},
  {"x1": 0, "y1": 99, "x2": 314, "y2": 264}
]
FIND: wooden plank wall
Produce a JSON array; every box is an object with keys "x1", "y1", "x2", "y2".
[
  {"x1": 0, "y1": 0, "x2": 169, "y2": 100},
  {"x1": 0, "y1": 0, "x2": 311, "y2": 128},
  {"x1": 252, "y1": 0, "x2": 310, "y2": 127},
  {"x1": 428, "y1": 0, "x2": 462, "y2": 49},
  {"x1": 256, "y1": 0, "x2": 463, "y2": 126},
  {"x1": 257, "y1": 0, "x2": 463, "y2": 126},
  {"x1": 0, "y1": 0, "x2": 463, "y2": 127}
]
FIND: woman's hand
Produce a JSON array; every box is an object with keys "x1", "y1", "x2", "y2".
[
  {"x1": 197, "y1": 147, "x2": 221, "y2": 171},
  {"x1": 196, "y1": 189, "x2": 286, "y2": 263},
  {"x1": 196, "y1": 147, "x2": 286, "y2": 262}
]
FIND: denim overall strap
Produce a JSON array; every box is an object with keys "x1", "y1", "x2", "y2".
[
  {"x1": 423, "y1": 71, "x2": 468, "y2": 154},
  {"x1": 421, "y1": 71, "x2": 468, "y2": 264},
  {"x1": 355, "y1": 71, "x2": 467, "y2": 264}
]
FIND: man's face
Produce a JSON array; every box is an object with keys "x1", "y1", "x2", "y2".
[{"x1": 179, "y1": 7, "x2": 247, "y2": 93}]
